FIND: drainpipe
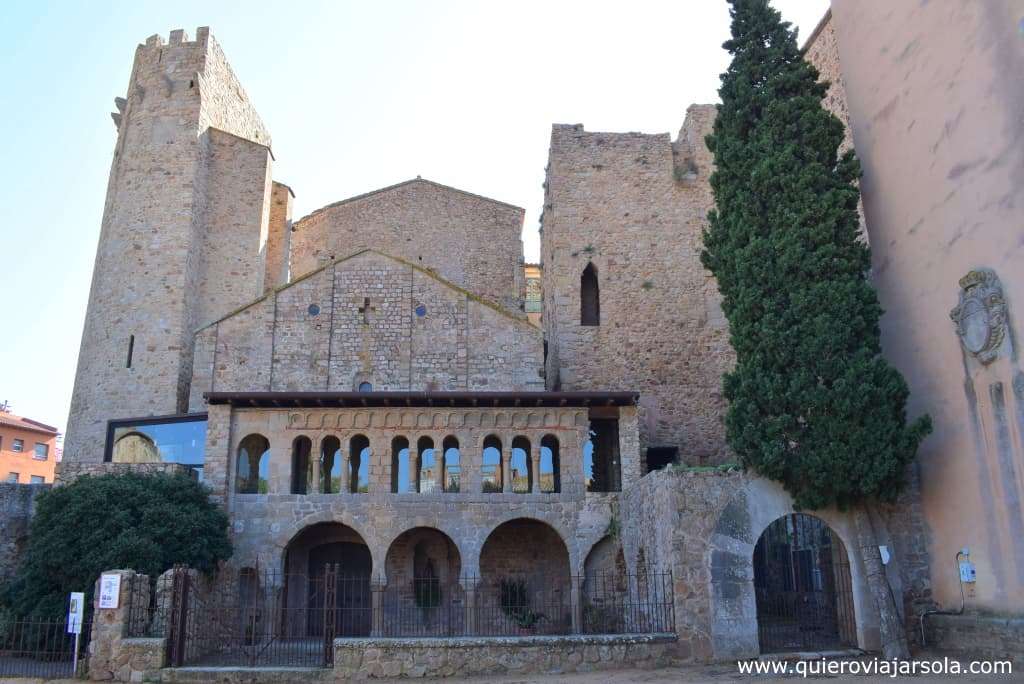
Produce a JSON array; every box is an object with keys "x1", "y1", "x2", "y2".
[{"x1": 919, "y1": 550, "x2": 967, "y2": 646}]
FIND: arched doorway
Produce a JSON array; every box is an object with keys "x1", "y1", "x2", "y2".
[
  {"x1": 284, "y1": 522, "x2": 372, "y2": 637},
  {"x1": 478, "y1": 519, "x2": 571, "y2": 635},
  {"x1": 383, "y1": 527, "x2": 463, "y2": 636},
  {"x1": 753, "y1": 513, "x2": 856, "y2": 652}
]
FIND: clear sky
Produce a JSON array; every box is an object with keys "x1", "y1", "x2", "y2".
[{"x1": 0, "y1": 0, "x2": 828, "y2": 436}]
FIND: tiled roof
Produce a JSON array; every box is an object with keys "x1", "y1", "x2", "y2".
[{"x1": 0, "y1": 412, "x2": 58, "y2": 435}]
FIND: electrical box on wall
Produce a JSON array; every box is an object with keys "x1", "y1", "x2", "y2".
[{"x1": 959, "y1": 559, "x2": 977, "y2": 583}]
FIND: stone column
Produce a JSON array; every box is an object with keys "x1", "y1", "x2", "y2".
[
  {"x1": 462, "y1": 576, "x2": 478, "y2": 636},
  {"x1": 436, "y1": 441, "x2": 446, "y2": 492},
  {"x1": 570, "y1": 576, "x2": 583, "y2": 634},
  {"x1": 529, "y1": 442, "x2": 540, "y2": 493},
  {"x1": 370, "y1": 578, "x2": 386, "y2": 637},
  {"x1": 311, "y1": 436, "x2": 322, "y2": 494},
  {"x1": 501, "y1": 438, "x2": 511, "y2": 493}
]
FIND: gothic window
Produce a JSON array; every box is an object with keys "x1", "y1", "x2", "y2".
[
  {"x1": 417, "y1": 436, "x2": 437, "y2": 493},
  {"x1": 481, "y1": 435, "x2": 502, "y2": 493},
  {"x1": 581, "y1": 262, "x2": 600, "y2": 326},
  {"x1": 510, "y1": 436, "x2": 532, "y2": 493},
  {"x1": 236, "y1": 434, "x2": 270, "y2": 494},
  {"x1": 583, "y1": 419, "x2": 621, "y2": 493},
  {"x1": 442, "y1": 436, "x2": 460, "y2": 493},
  {"x1": 291, "y1": 436, "x2": 313, "y2": 494},
  {"x1": 540, "y1": 434, "x2": 561, "y2": 493},
  {"x1": 391, "y1": 436, "x2": 412, "y2": 493},
  {"x1": 349, "y1": 435, "x2": 370, "y2": 493},
  {"x1": 320, "y1": 436, "x2": 342, "y2": 493}
]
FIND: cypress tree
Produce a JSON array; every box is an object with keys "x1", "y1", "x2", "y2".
[{"x1": 702, "y1": 0, "x2": 931, "y2": 512}]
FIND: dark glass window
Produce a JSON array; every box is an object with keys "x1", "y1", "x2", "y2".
[
  {"x1": 33, "y1": 443, "x2": 48, "y2": 460},
  {"x1": 106, "y1": 415, "x2": 207, "y2": 479}
]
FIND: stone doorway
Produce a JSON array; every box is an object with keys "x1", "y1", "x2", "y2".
[
  {"x1": 284, "y1": 522, "x2": 372, "y2": 637},
  {"x1": 752, "y1": 513, "x2": 856, "y2": 653}
]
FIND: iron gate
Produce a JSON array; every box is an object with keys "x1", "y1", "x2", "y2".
[
  {"x1": 753, "y1": 513, "x2": 856, "y2": 653},
  {"x1": 165, "y1": 564, "x2": 359, "y2": 668}
]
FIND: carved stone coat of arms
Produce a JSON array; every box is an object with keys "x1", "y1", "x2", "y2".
[{"x1": 950, "y1": 269, "x2": 1007, "y2": 365}]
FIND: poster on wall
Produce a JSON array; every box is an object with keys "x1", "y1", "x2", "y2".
[{"x1": 98, "y1": 574, "x2": 121, "y2": 609}]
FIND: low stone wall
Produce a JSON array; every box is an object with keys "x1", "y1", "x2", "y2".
[
  {"x1": 56, "y1": 462, "x2": 194, "y2": 484},
  {"x1": 0, "y1": 482, "x2": 48, "y2": 585},
  {"x1": 333, "y1": 633, "x2": 676, "y2": 678},
  {"x1": 924, "y1": 612, "x2": 1024, "y2": 665}
]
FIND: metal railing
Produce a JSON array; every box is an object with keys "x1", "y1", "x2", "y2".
[
  {"x1": 0, "y1": 616, "x2": 90, "y2": 679},
  {"x1": 132, "y1": 566, "x2": 674, "y2": 668}
]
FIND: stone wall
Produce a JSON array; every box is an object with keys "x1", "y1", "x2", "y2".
[
  {"x1": 202, "y1": 404, "x2": 645, "y2": 581},
  {"x1": 0, "y1": 482, "x2": 47, "y2": 585},
  {"x1": 334, "y1": 633, "x2": 675, "y2": 678},
  {"x1": 290, "y1": 179, "x2": 526, "y2": 313},
  {"x1": 616, "y1": 469, "x2": 935, "y2": 661},
  {"x1": 66, "y1": 28, "x2": 274, "y2": 465},
  {"x1": 189, "y1": 250, "x2": 544, "y2": 409},
  {"x1": 541, "y1": 106, "x2": 734, "y2": 464},
  {"x1": 925, "y1": 613, "x2": 1024, "y2": 666}
]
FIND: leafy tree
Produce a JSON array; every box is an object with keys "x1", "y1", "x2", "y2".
[
  {"x1": 2, "y1": 472, "x2": 231, "y2": 620},
  {"x1": 701, "y1": 0, "x2": 931, "y2": 512}
]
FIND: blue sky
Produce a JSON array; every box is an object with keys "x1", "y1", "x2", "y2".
[{"x1": 0, "y1": 0, "x2": 828, "y2": 435}]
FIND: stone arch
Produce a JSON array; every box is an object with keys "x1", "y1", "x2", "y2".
[
  {"x1": 753, "y1": 513, "x2": 857, "y2": 653},
  {"x1": 383, "y1": 526, "x2": 463, "y2": 587},
  {"x1": 479, "y1": 517, "x2": 571, "y2": 580},
  {"x1": 283, "y1": 521, "x2": 373, "y2": 637},
  {"x1": 271, "y1": 511, "x2": 382, "y2": 579},
  {"x1": 235, "y1": 433, "x2": 270, "y2": 494},
  {"x1": 706, "y1": 478, "x2": 881, "y2": 659}
]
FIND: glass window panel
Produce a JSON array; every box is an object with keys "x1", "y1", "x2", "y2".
[{"x1": 109, "y1": 416, "x2": 207, "y2": 479}]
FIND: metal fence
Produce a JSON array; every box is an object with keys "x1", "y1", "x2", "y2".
[
  {"x1": 130, "y1": 566, "x2": 674, "y2": 668},
  {"x1": 0, "y1": 616, "x2": 90, "y2": 679}
]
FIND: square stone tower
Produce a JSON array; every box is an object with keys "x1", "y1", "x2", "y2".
[
  {"x1": 540, "y1": 106, "x2": 735, "y2": 465},
  {"x1": 65, "y1": 28, "x2": 286, "y2": 463}
]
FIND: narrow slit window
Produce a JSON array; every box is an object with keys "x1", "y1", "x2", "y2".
[
  {"x1": 126, "y1": 335, "x2": 135, "y2": 368},
  {"x1": 581, "y1": 263, "x2": 600, "y2": 326}
]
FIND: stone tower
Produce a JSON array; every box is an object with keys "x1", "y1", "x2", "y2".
[
  {"x1": 540, "y1": 105, "x2": 734, "y2": 466},
  {"x1": 65, "y1": 28, "x2": 287, "y2": 462}
]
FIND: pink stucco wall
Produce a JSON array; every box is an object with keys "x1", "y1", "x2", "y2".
[{"x1": 830, "y1": 0, "x2": 1024, "y2": 612}]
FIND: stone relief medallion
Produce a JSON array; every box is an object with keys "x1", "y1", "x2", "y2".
[{"x1": 950, "y1": 269, "x2": 1007, "y2": 364}]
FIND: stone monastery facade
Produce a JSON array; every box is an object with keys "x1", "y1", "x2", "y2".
[{"x1": 57, "y1": 5, "x2": 1024, "y2": 674}]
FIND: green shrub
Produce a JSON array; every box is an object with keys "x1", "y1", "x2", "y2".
[{"x1": 1, "y1": 472, "x2": 231, "y2": 620}]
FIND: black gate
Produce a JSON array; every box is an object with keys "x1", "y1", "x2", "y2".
[
  {"x1": 753, "y1": 514, "x2": 856, "y2": 653},
  {"x1": 165, "y1": 564, "x2": 353, "y2": 668}
]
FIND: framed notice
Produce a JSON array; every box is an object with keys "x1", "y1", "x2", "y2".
[
  {"x1": 67, "y1": 592, "x2": 84, "y2": 634},
  {"x1": 98, "y1": 574, "x2": 121, "y2": 609}
]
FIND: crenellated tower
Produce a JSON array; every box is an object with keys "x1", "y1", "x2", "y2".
[{"x1": 65, "y1": 28, "x2": 289, "y2": 463}]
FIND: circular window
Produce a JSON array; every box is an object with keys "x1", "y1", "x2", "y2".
[
  {"x1": 308, "y1": 304, "x2": 320, "y2": 316},
  {"x1": 415, "y1": 304, "x2": 427, "y2": 317}
]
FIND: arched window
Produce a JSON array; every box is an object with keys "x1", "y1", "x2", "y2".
[
  {"x1": 320, "y1": 436, "x2": 342, "y2": 493},
  {"x1": 442, "y1": 436, "x2": 460, "y2": 493},
  {"x1": 540, "y1": 435, "x2": 560, "y2": 493},
  {"x1": 291, "y1": 436, "x2": 313, "y2": 494},
  {"x1": 510, "y1": 437, "x2": 532, "y2": 493},
  {"x1": 417, "y1": 436, "x2": 437, "y2": 493},
  {"x1": 358, "y1": 382, "x2": 373, "y2": 392},
  {"x1": 581, "y1": 262, "x2": 600, "y2": 326},
  {"x1": 391, "y1": 436, "x2": 412, "y2": 493},
  {"x1": 236, "y1": 434, "x2": 270, "y2": 494},
  {"x1": 349, "y1": 435, "x2": 370, "y2": 493},
  {"x1": 482, "y1": 435, "x2": 502, "y2": 493}
]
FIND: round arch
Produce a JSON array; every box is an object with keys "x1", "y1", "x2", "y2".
[
  {"x1": 752, "y1": 513, "x2": 856, "y2": 653},
  {"x1": 706, "y1": 478, "x2": 881, "y2": 659}
]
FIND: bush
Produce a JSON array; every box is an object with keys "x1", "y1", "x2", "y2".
[{"x1": 1, "y1": 472, "x2": 231, "y2": 620}]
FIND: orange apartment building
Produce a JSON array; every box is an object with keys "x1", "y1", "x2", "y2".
[{"x1": 0, "y1": 411, "x2": 59, "y2": 484}]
